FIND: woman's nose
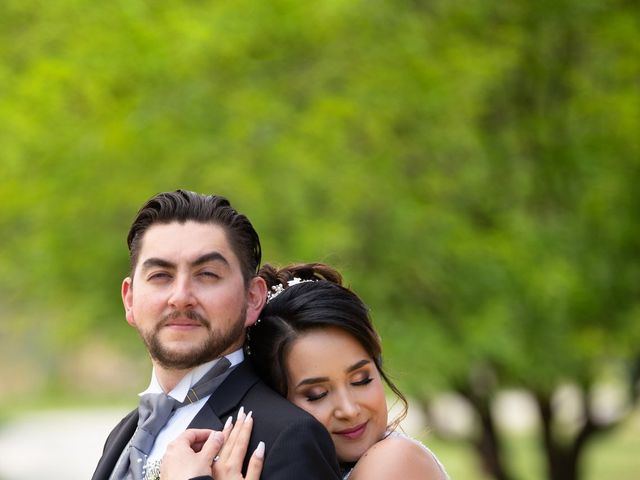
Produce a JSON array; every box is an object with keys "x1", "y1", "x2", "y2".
[{"x1": 334, "y1": 391, "x2": 361, "y2": 419}]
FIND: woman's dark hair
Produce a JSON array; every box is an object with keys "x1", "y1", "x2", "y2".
[
  {"x1": 126, "y1": 190, "x2": 261, "y2": 284},
  {"x1": 247, "y1": 262, "x2": 408, "y2": 430}
]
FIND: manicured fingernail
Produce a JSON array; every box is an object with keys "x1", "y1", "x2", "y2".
[
  {"x1": 238, "y1": 406, "x2": 245, "y2": 417},
  {"x1": 224, "y1": 416, "x2": 233, "y2": 430},
  {"x1": 255, "y1": 441, "x2": 265, "y2": 459},
  {"x1": 245, "y1": 411, "x2": 253, "y2": 422}
]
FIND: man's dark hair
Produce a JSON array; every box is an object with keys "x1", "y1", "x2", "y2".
[{"x1": 127, "y1": 190, "x2": 261, "y2": 284}]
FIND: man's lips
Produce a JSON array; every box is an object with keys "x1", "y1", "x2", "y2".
[
  {"x1": 334, "y1": 422, "x2": 368, "y2": 440},
  {"x1": 163, "y1": 318, "x2": 202, "y2": 328}
]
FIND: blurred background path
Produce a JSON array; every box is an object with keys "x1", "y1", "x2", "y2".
[{"x1": 0, "y1": 409, "x2": 129, "y2": 480}]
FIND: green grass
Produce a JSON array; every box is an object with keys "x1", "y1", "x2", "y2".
[
  {"x1": 420, "y1": 414, "x2": 640, "y2": 480},
  {"x1": 585, "y1": 415, "x2": 640, "y2": 479}
]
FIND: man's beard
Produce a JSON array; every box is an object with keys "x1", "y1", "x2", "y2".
[{"x1": 141, "y1": 307, "x2": 246, "y2": 370}]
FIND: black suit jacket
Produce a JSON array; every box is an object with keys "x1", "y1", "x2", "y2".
[{"x1": 91, "y1": 361, "x2": 341, "y2": 480}]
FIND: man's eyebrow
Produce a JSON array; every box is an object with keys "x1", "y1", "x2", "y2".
[
  {"x1": 140, "y1": 252, "x2": 229, "y2": 271},
  {"x1": 191, "y1": 252, "x2": 230, "y2": 268},
  {"x1": 141, "y1": 258, "x2": 176, "y2": 271}
]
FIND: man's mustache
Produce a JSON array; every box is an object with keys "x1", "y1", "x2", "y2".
[{"x1": 158, "y1": 310, "x2": 211, "y2": 329}]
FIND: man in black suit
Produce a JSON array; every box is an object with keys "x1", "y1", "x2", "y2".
[{"x1": 92, "y1": 190, "x2": 340, "y2": 480}]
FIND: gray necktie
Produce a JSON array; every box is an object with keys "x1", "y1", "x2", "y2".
[{"x1": 111, "y1": 357, "x2": 232, "y2": 480}]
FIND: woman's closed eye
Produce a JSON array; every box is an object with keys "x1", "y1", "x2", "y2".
[
  {"x1": 305, "y1": 389, "x2": 328, "y2": 402},
  {"x1": 352, "y1": 377, "x2": 373, "y2": 387}
]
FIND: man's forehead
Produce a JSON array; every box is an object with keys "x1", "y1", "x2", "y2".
[{"x1": 137, "y1": 221, "x2": 237, "y2": 264}]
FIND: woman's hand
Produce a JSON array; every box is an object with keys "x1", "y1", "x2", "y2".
[
  {"x1": 161, "y1": 428, "x2": 224, "y2": 480},
  {"x1": 212, "y1": 406, "x2": 264, "y2": 480}
]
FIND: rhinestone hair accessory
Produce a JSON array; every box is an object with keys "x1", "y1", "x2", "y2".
[{"x1": 266, "y1": 277, "x2": 317, "y2": 303}]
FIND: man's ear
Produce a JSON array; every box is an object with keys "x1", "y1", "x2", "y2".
[
  {"x1": 245, "y1": 276, "x2": 267, "y2": 327},
  {"x1": 122, "y1": 277, "x2": 136, "y2": 327}
]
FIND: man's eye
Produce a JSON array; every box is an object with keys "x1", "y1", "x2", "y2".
[
  {"x1": 148, "y1": 272, "x2": 170, "y2": 280},
  {"x1": 199, "y1": 271, "x2": 220, "y2": 278}
]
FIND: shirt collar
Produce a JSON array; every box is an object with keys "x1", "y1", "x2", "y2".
[{"x1": 140, "y1": 349, "x2": 244, "y2": 401}]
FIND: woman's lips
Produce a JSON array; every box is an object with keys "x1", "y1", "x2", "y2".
[{"x1": 334, "y1": 422, "x2": 368, "y2": 440}]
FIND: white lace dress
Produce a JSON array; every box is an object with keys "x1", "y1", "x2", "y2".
[{"x1": 342, "y1": 431, "x2": 449, "y2": 479}]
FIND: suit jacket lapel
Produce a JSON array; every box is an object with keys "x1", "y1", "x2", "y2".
[
  {"x1": 188, "y1": 361, "x2": 260, "y2": 430},
  {"x1": 91, "y1": 410, "x2": 138, "y2": 480},
  {"x1": 93, "y1": 363, "x2": 261, "y2": 480}
]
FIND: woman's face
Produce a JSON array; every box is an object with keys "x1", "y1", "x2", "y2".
[{"x1": 285, "y1": 327, "x2": 388, "y2": 463}]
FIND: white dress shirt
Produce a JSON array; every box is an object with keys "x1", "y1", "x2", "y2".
[{"x1": 141, "y1": 349, "x2": 244, "y2": 464}]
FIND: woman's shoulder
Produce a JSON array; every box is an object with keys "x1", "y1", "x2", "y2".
[{"x1": 349, "y1": 432, "x2": 448, "y2": 480}]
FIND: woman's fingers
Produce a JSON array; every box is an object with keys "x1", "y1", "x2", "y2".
[
  {"x1": 179, "y1": 428, "x2": 219, "y2": 452},
  {"x1": 211, "y1": 407, "x2": 265, "y2": 480},
  {"x1": 161, "y1": 421, "x2": 264, "y2": 480},
  {"x1": 221, "y1": 413, "x2": 234, "y2": 443},
  {"x1": 245, "y1": 441, "x2": 265, "y2": 480},
  {"x1": 161, "y1": 429, "x2": 222, "y2": 480},
  {"x1": 174, "y1": 428, "x2": 214, "y2": 446},
  {"x1": 201, "y1": 430, "x2": 225, "y2": 463},
  {"x1": 230, "y1": 411, "x2": 254, "y2": 463},
  {"x1": 217, "y1": 406, "x2": 247, "y2": 463},
  {"x1": 227, "y1": 406, "x2": 248, "y2": 447}
]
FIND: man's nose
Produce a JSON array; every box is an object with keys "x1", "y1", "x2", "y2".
[{"x1": 168, "y1": 277, "x2": 196, "y2": 309}]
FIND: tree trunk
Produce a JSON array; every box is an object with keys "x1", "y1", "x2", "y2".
[
  {"x1": 536, "y1": 391, "x2": 578, "y2": 480},
  {"x1": 535, "y1": 388, "x2": 617, "y2": 480},
  {"x1": 459, "y1": 386, "x2": 515, "y2": 480}
]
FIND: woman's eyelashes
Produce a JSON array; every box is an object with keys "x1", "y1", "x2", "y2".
[
  {"x1": 352, "y1": 377, "x2": 373, "y2": 387},
  {"x1": 305, "y1": 389, "x2": 328, "y2": 402},
  {"x1": 303, "y1": 374, "x2": 373, "y2": 402},
  {"x1": 350, "y1": 368, "x2": 373, "y2": 386}
]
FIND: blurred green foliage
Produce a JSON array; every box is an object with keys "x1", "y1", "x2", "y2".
[{"x1": 1, "y1": 0, "x2": 638, "y2": 478}]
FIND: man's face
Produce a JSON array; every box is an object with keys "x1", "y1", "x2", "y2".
[{"x1": 122, "y1": 221, "x2": 262, "y2": 370}]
